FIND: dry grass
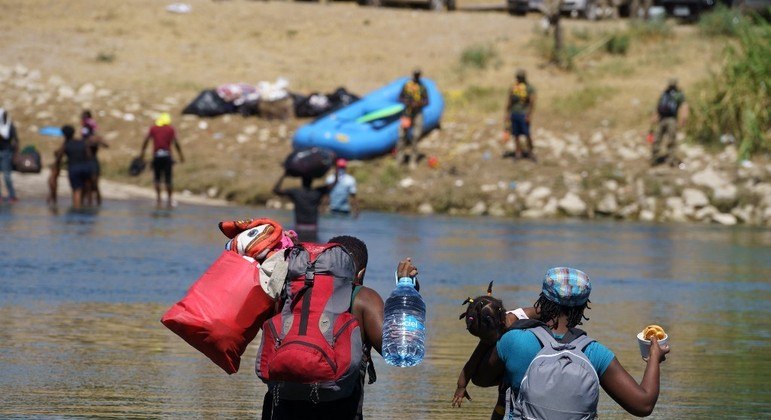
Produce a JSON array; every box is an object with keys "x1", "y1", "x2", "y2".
[{"x1": 0, "y1": 0, "x2": 727, "y2": 209}]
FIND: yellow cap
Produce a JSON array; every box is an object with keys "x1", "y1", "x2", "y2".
[{"x1": 155, "y1": 112, "x2": 171, "y2": 127}]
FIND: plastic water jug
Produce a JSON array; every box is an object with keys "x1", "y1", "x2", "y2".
[{"x1": 382, "y1": 275, "x2": 426, "y2": 367}]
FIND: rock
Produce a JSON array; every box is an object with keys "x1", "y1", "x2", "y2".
[
  {"x1": 616, "y1": 146, "x2": 639, "y2": 161},
  {"x1": 753, "y1": 183, "x2": 771, "y2": 207},
  {"x1": 664, "y1": 197, "x2": 687, "y2": 222},
  {"x1": 506, "y1": 193, "x2": 518, "y2": 204},
  {"x1": 711, "y1": 213, "x2": 737, "y2": 226},
  {"x1": 682, "y1": 188, "x2": 709, "y2": 208},
  {"x1": 694, "y1": 205, "x2": 718, "y2": 221},
  {"x1": 763, "y1": 207, "x2": 771, "y2": 226},
  {"x1": 515, "y1": 181, "x2": 533, "y2": 197},
  {"x1": 603, "y1": 180, "x2": 618, "y2": 192},
  {"x1": 680, "y1": 144, "x2": 705, "y2": 160},
  {"x1": 399, "y1": 178, "x2": 415, "y2": 188},
  {"x1": 558, "y1": 192, "x2": 586, "y2": 217},
  {"x1": 481, "y1": 184, "x2": 497, "y2": 193},
  {"x1": 77, "y1": 83, "x2": 96, "y2": 99},
  {"x1": 417, "y1": 202, "x2": 434, "y2": 215},
  {"x1": 469, "y1": 201, "x2": 487, "y2": 216},
  {"x1": 454, "y1": 179, "x2": 464, "y2": 188},
  {"x1": 489, "y1": 202, "x2": 506, "y2": 217},
  {"x1": 244, "y1": 125, "x2": 258, "y2": 135},
  {"x1": 236, "y1": 134, "x2": 249, "y2": 144},
  {"x1": 639, "y1": 210, "x2": 655, "y2": 221},
  {"x1": 258, "y1": 129, "x2": 270, "y2": 142},
  {"x1": 713, "y1": 183, "x2": 738, "y2": 207},
  {"x1": 596, "y1": 193, "x2": 618, "y2": 215},
  {"x1": 521, "y1": 209, "x2": 545, "y2": 219},
  {"x1": 691, "y1": 167, "x2": 728, "y2": 191},
  {"x1": 525, "y1": 186, "x2": 552, "y2": 208},
  {"x1": 265, "y1": 198, "x2": 283, "y2": 209},
  {"x1": 731, "y1": 205, "x2": 754, "y2": 224},
  {"x1": 618, "y1": 203, "x2": 640, "y2": 218},
  {"x1": 543, "y1": 198, "x2": 559, "y2": 216},
  {"x1": 14, "y1": 64, "x2": 28, "y2": 76},
  {"x1": 57, "y1": 85, "x2": 75, "y2": 99},
  {"x1": 207, "y1": 187, "x2": 219, "y2": 198}
]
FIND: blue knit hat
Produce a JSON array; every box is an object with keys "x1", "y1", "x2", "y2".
[{"x1": 542, "y1": 267, "x2": 592, "y2": 307}]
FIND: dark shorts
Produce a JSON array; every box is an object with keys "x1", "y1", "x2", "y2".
[
  {"x1": 262, "y1": 387, "x2": 362, "y2": 420},
  {"x1": 510, "y1": 112, "x2": 530, "y2": 137},
  {"x1": 152, "y1": 156, "x2": 173, "y2": 185},
  {"x1": 68, "y1": 163, "x2": 94, "y2": 191}
]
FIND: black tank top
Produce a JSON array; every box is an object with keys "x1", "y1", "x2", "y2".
[{"x1": 64, "y1": 139, "x2": 90, "y2": 166}]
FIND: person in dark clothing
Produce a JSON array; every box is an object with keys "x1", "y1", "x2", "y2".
[
  {"x1": 52, "y1": 125, "x2": 94, "y2": 209},
  {"x1": 81, "y1": 110, "x2": 109, "y2": 206},
  {"x1": 650, "y1": 78, "x2": 688, "y2": 168},
  {"x1": 0, "y1": 108, "x2": 19, "y2": 203},
  {"x1": 396, "y1": 69, "x2": 429, "y2": 169},
  {"x1": 272, "y1": 171, "x2": 336, "y2": 242}
]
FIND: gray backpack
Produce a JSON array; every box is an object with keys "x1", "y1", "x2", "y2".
[{"x1": 512, "y1": 327, "x2": 600, "y2": 420}]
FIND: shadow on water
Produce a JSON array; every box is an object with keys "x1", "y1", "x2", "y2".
[{"x1": 0, "y1": 198, "x2": 769, "y2": 418}]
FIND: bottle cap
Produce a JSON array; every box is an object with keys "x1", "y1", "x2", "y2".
[{"x1": 394, "y1": 271, "x2": 417, "y2": 288}]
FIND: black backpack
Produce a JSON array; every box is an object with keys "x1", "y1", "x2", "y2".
[{"x1": 657, "y1": 90, "x2": 679, "y2": 118}]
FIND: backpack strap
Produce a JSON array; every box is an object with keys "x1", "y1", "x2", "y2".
[
  {"x1": 528, "y1": 326, "x2": 560, "y2": 349},
  {"x1": 568, "y1": 334, "x2": 596, "y2": 353}
]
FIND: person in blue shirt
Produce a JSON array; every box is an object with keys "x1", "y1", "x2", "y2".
[
  {"x1": 469, "y1": 268, "x2": 670, "y2": 418},
  {"x1": 325, "y1": 158, "x2": 359, "y2": 218}
]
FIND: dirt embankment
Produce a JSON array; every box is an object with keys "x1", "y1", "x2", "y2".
[{"x1": 1, "y1": 0, "x2": 769, "y2": 224}]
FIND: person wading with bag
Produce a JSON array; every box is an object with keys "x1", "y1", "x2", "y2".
[
  {"x1": 259, "y1": 236, "x2": 419, "y2": 420},
  {"x1": 0, "y1": 108, "x2": 19, "y2": 203},
  {"x1": 396, "y1": 69, "x2": 429, "y2": 170}
]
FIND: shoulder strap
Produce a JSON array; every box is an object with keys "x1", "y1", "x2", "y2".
[
  {"x1": 528, "y1": 326, "x2": 559, "y2": 349},
  {"x1": 568, "y1": 334, "x2": 595, "y2": 352}
]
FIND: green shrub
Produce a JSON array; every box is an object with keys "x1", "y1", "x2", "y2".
[
  {"x1": 605, "y1": 33, "x2": 631, "y2": 55},
  {"x1": 95, "y1": 51, "x2": 116, "y2": 63},
  {"x1": 688, "y1": 20, "x2": 770, "y2": 159},
  {"x1": 459, "y1": 44, "x2": 500, "y2": 70},
  {"x1": 698, "y1": 5, "x2": 746, "y2": 37}
]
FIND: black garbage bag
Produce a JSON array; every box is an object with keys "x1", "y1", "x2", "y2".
[
  {"x1": 128, "y1": 157, "x2": 146, "y2": 177},
  {"x1": 284, "y1": 147, "x2": 336, "y2": 179},
  {"x1": 182, "y1": 89, "x2": 237, "y2": 117},
  {"x1": 327, "y1": 87, "x2": 359, "y2": 110},
  {"x1": 293, "y1": 92, "x2": 332, "y2": 118}
]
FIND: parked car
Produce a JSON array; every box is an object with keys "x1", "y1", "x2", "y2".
[
  {"x1": 358, "y1": 0, "x2": 456, "y2": 10},
  {"x1": 655, "y1": 0, "x2": 718, "y2": 20},
  {"x1": 507, "y1": 0, "x2": 544, "y2": 15}
]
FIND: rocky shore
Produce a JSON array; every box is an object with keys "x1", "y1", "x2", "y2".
[{"x1": 2, "y1": 63, "x2": 769, "y2": 226}]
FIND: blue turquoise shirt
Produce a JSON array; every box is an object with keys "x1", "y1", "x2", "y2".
[{"x1": 497, "y1": 329, "x2": 615, "y2": 391}]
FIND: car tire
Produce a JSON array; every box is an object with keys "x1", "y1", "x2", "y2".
[
  {"x1": 446, "y1": 0, "x2": 456, "y2": 11},
  {"x1": 364, "y1": 0, "x2": 382, "y2": 6}
]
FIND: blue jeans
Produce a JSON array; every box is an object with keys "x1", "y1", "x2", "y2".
[{"x1": 0, "y1": 150, "x2": 16, "y2": 199}]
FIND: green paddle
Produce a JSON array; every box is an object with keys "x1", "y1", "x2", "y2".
[{"x1": 355, "y1": 104, "x2": 405, "y2": 124}]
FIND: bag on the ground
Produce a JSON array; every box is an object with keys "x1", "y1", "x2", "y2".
[
  {"x1": 182, "y1": 89, "x2": 237, "y2": 117},
  {"x1": 12, "y1": 146, "x2": 41, "y2": 173},
  {"x1": 512, "y1": 326, "x2": 600, "y2": 419},
  {"x1": 257, "y1": 242, "x2": 363, "y2": 402},
  {"x1": 161, "y1": 218, "x2": 292, "y2": 374},
  {"x1": 128, "y1": 157, "x2": 145, "y2": 176},
  {"x1": 657, "y1": 90, "x2": 679, "y2": 118}
]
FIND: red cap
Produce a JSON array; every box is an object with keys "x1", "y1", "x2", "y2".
[{"x1": 336, "y1": 158, "x2": 348, "y2": 168}]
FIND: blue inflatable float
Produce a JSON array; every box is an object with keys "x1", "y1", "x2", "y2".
[{"x1": 292, "y1": 77, "x2": 444, "y2": 160}]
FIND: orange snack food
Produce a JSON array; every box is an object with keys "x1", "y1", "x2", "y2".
[{"x1": 642, "y1": 325, "x2": 666, "y2": 340}]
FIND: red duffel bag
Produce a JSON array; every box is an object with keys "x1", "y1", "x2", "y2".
[{"x1": 161, "y1": 251, "x2": 278, "y2": 374}]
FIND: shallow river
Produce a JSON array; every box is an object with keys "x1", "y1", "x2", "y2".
[{"x1": 1, "y1": 199, "x2": 769, "y2": 418}]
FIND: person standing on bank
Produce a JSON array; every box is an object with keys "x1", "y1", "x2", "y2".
[
  {"x1": 503, "y1": 69, "x2": 536, "y2": 161},
  {"x1": 651, "y1": 78, "x2": 688, "y2": 168},
  {"x1": 273, "y1": 170, "x2": 337, "y2": 242},
  {"x1": 325, "y1": 158, "x2": 359, "y2": 218},
  {"x1": 0, "y1": 108, "x2": 19, "y2": 203},
  {"x1": 397, "y1": 69, "x2": 429, "y2": 169},
  {"x1": 139, "y1": 113, "x2": 184, "y2": 208}
]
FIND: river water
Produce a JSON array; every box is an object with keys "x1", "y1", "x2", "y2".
[{"x1": 0, "y1": 199, "x2": 769, "y2": 418}]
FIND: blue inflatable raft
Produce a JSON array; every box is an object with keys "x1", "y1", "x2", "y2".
[{"x1": 292, "y1": 77, "x2": 444, "y2": 160}]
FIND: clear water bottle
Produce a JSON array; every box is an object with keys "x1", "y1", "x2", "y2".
[{"x1": 382, "y1": 275, "x2": 426, "y2": 367}]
